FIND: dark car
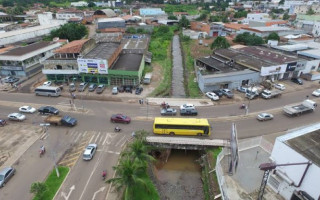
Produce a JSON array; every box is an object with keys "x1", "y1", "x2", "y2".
[
  {"x1": 118, "y1": 86, "x2": 125, "y2": 93},
  {"x1": 180, "y1": 108, "x2": 198, "y2": 116},
  {"x1": 291, "y1": 77, "x2": 303, "y2": 85},
  {"x1": 88, "y1": 84, "x2": 97, "y2": 92},
  {"x1": 38, "y1": 106, "x2": 59, "y2": 115},
  {"x1": 0, "y1": 119, "x2": 6, "y2": 127},
  {"x1": 124, "y1": 86, "x2": 133, "y2": 93},
  {"x1": 212, "y1": 89, "x2": 223, "y2": 97},
  {"x1": 61, "y1": 115, "x2": 77, "y2": 126},
  {"x1": 110, "y1": 114, "x2": 131, "y2": 124},
  {"x1": 221, "y1": 89, "x2": 234, "y2": 98},
  {"x1": 135, "y1": 87, "x2": 143, "y2": 95},
  {"x1": 0, "y1": 167, "x2": 15, "y2": 187},
  {"x1": 96, "y1": 84, "x2": 105, "y2": 94}
]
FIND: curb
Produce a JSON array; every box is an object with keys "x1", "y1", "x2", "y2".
[{"x1": 52, "y1": 167, "x2": 71, "y2": 200}]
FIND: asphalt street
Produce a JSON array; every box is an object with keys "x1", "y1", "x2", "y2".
[{"x1": 0, "y1": 88, "x2": 319, "y2": 200}]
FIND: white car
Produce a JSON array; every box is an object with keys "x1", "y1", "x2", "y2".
[
  {"x1": 180, "y1": 103, "x2": 195, "y2": 110},
  {"x1": 8, "y1": 113, "x2": 26, "y2": 121},
  {"x1": 43, "y1": 81, "x2": 52, "y2": 86},
  {"x1": 274, "y1": 83, "x2": 286, "y2": 91},
  {"x1": 256, "y1": 113, "x2": 274, "y2": 121},
  {"x1": 312, "y1": 89, "x2": 320, "y2": 97},
  {"x1": 205, "y1": 92, "x2": 219, "y2": 101},
  {"x1": 19, "y1": 106, "x2": 36, "y2": 113},
  {"x1": 83, "y1": 144, "x2": 97, "y2": 160}
]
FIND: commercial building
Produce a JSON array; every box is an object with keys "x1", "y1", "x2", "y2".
[
  {"x1": 97, "y1": 18, "x2": 126, "y2": 30},
  {"x1": 268, "y1": 123, "x2": 320, "y2": 200},
  {"x1": 0, "y1": 41, "x2": 62, "y2": 77},
  {"x1": 238, "y1": 26, "x2": 302, "y2": 37},
  {"x1": 70, "y1": 1, "x2": 88, "y2": 7},
  {"x1": 248, "y1": 20, "x2": 288, "y2": 27},
  {"x1": 56, "y1": 9, "x2": 84, "y2": 21},
  {"x1": 139, "y1": 8, "x2": 165, "y2": 16}
]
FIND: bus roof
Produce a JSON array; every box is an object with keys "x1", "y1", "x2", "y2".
[
  {"x1": 35, "y1": 86, "x2": 60, "y2": 90},
  {"x1": 154, "y1": 117, "x2": 209, "y2": 125}
]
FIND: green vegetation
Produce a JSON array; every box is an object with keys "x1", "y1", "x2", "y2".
[
  {"x1": 209, "y1": 15, "x2": 229, "y2": 23},
  {"x1": 32, "y1": 166, "x2": 69, "y2": 200},
  {"x1": 149, "y1": 26, "x2": 177, "y2": 97},
  {"x1": 107, "y1": 130, "x2": 159, "y2": 200},
  {"x1": 2, "y1": 0, "x2": 14, "y2": 7},
  {"x1": 234, "y1": 10, "x2": 248, "y2": 18},
  {"x1": 211, "y1": 36, "x2": 230, "y2": 50},
  {"x1": 48, "y1": 1, "x2": 71, "y2": 8},
  {"x1": 126, "y1": 27, "x2": 150, "y2": 34},
  {"x1": 168, "y1": 15, "x2": 178, "y2": 20},
  {"x1": 307, "y1": 8, "x2": 315, "y2": 15},
  {"x1": 30, "y1": 182, "x2": 47, "y2": 200},
  {"x1": 179, "y1": 15, "x2": 190, "y2": 28},
  {"x1": 181, "y1": 38, "x2": 201, "y2": 97},
  {"x1": 45, "y1": 23, "x2": 88, "y2": 42},
  {"x1": 164, "y1": 4, "x2": 198, "y2": 15},
  {"x1": 196, "y1": 13, "x2": 208, "y2": 21},
  {"x1": 266, "y1": 32, "x2": 280, "y2": 41},
  {"x1": 279, "y1": 0, "x2": 285, "y2": 5},
  {"x1": 283, "y1": 12, "x2": 290, "y2": 20},
  {"x1": 234, "y1": 32, "x2": 264, "y2": 46}
]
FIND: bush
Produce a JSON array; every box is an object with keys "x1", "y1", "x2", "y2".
[{"x1": 234, "y1": 32, "x2": 264, "y2": 46}]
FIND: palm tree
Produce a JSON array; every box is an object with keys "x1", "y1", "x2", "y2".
[
  {"x1": 126, "y1": 138, "x2": 155, "y2": 168},
  {"x1": 107, "y1": 157, "x2": 150, "y2": 200}
]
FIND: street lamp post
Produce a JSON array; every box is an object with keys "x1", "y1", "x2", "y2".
[{"x1": 246, "y1": 83, "x2": 255, "y2": 115}]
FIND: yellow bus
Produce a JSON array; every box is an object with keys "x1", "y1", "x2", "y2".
[{"x1": 153, "y1": 117, "x2": 211, "y2": 136}]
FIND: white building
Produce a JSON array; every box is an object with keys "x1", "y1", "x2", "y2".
[
  {"x1": 242, "y1": 13, "x2": 270, "y2": 24},
  {"x1": 281, "y1": 0, "x2": 305, "y2": 10},
  {"x1": 56, "y1": 9, "x2": 84, "y2": 21},
  {"x1": 312, "y1": 21, "x2": 320, "y2": 37},
  {"x1": 268, "y1": 123, "x2": 320, "y2": 200},
  {"x1": 70, "y1": 1, "x2": 88, "y2": 7}
]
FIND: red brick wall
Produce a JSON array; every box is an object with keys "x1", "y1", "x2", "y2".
[{"x1": 190, "y1": 21, "x2": 210, "y2": 34}]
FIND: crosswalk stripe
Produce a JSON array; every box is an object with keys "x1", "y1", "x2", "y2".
[
  {"x1": 89, "y1": 134, "x2": 94, "y2": 144},
  {"x1": 102, "y1": 134, "x2": 108, "y2": 145},
  {"x1": 115, "y1": 135, "x2": 126, "y2": 146},
  {"x1": 94, "y1": 132, "x2": 101, "y2": 143},
  {"x1": 99, "y1": 133, "x2": 104, "y2": 144},
  {"x1": 74, "y1": 132, "x2": 82, "y2": 143}
]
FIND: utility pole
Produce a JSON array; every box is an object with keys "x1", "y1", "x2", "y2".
[{"x1": 246, "y1": 83, "x2": 255, "y2": 115}]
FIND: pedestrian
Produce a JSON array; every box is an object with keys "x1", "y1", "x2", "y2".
[
  {"x1": 141, "y1": 99, "x2": 144, "y2": 104},
  {"x1": 306, "y1": 95, "x2": 309, "y2": 99},
  {"x1": 139, "y1": 99, "x2": 141, "y2": 104}
]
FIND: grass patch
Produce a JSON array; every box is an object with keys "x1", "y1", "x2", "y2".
[
  {"x1": 181, "y1": 39, "x2": 202, "y2": 98},
  {"x1": 165, "y1": 4, "x2": 199, "y2": 15},
  {"x1": 49, "y1": 1, "x2": 70, "y2": 7},
  {"x1": 130, "y1": 173, "x2": 160, "y2": 200},
  {"x1": 33, "y1": 166, "x2": 69, "y2": 200}
]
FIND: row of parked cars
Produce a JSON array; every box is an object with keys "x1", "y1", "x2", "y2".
[
  {"x1": 161, "y1": 104, "x2": 198, "y2": 116},
  {"x1": 205, "y1": 89, "x2": 234, "y2": 101}
]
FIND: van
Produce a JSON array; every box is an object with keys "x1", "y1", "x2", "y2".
[{"x1": 143, "y1": 73, "x2": 152, "y2": 84}]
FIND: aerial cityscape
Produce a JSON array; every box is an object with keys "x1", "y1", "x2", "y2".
[{"x1": 0, "y1": 0, "x2": 320, "y2": 200}]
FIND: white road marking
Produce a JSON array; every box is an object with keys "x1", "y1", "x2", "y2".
[
  {"x1": 99, "y1": 133, "x2": 104, "y2": 144},
  {"x1": 82, "y1": 131, "x2": 87, "y2": 137},
  {"x1": 89, "y1": 134, "x2": 94, "y2": 144},
  {"x1": 94, "y1": 132, "x2": 101, "y2": 143},
  {"x1": 74, "y1": 132, "x2": 82, "y2": 143},
  {"x1": 60, "y1": 185, "x2": 75, "y2": 200},
  {"x1": 103, "y1": 133, "x2": 113, "y2": 145},
  {"x1": 70, "y1": 130, "x2": 76, "y2": 136},
  {"x1": 92, "y1": 187, "x2": 106, "y2": 200},
  {"x1": 96, "y1": 150, "x2": 120, "y2": 154},
  {"x1": 115, "y1": 135, "x2": 126, "y2": 146},
  {"x1": 120, "y1": 138, "x2": 129, "y2": 147}
]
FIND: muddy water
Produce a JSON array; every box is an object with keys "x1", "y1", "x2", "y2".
[{"x1": 154, "y1": 150, "x2": 204, "y2": 200}]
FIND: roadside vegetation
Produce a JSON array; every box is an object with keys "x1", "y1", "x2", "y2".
[
  {"x1": 164, "y1": 4, "x2": 199, "y2": 15},
  {"x1": 44, "y1": 23, "x2": 88, "y2": 42},
  {"x1": 31, "y1": 166, "x2": 69, "y2": 200},
  {"x1": 107, "y1": 130, "x2": 159, "y2": 200},
  {"x1": 149, "y1": 25, "x2": 178, "y2": 97},
  {"x1": 181, "y1": 35, "x2": 202, "y2": 97}
]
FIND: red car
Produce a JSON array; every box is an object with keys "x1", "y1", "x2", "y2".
[{"x1": 110, "y1": 114, "x2": 131, "y2": 124}]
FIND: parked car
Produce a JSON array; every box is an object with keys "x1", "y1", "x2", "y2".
[
  {"x1": 135, "y1": 87, "x2": 143, "y2": 95},
  {"x1": 256, "y1": 113, "x2": 274, "y2": 121},
  {"x1": 161, "y1": 108, "x2": 177, "y2": 116},
  {"x1": 0, "y1": 119, "x2": 6, "y2": 126},
  {"x1": 312, "y1": 89, "x2": 320, "y2": 97},
  {"x1": 112, "y1": 87, "x2": 118, "y2": 95},
  {"x1": 43, "y1": 81, "x2": 52, "y2": 86},
  {"x1": 274, "y1": 83, "x2": 286, "y2": 91},
  {"x1": 88, "y1": 83, "x2": 97, "y2": 92},
  {"x1": 118, "y1": 86, "x2": 125, "y2": 93},
  {"x1": 180, "y1": 104, "x2": 195, "y2": 110},
  {"x1": 180, "y1": 108, "x2": 198, "y2": 116},
  {"x1": 221, "y1": 89, "x2": 234, "y2": 98},
  {"x1": 19, "y1": 106, "x2": 36, "y2": 113},
  {"x1": 110, "y1": 114, "x2": 131, "y2": 124},
  {"x1": 124, "y1": 86, "x2": 133, "y2": 93},
  {"x1": 212, "y1": 89, "x2": 223, "y2": 97},
  {"x1": 82, "y1": 144, "x2": 97, "y2": 161},
  {"x1": 38, "y1": 106, "x2": 59, "y2": 115},
  {"x1": 69, "y1": 83, "x2": 76, "y2": 92},
  {"x1": 237, "y1": 86, "x2": 248, "y2": 93},
  {"x1": 291, "y1": 78, "x2": 303, "y2": 85},
  {"x1": 8, "y1": 113, "x2": 26, "y2": 121},
  {"x1": 0, "y1": 167, "x2": 15, "y2": 187},
  {"x1": 3, "y1": 76, "x2": 19, "y2": 83},
  {"x1": 205, "y1": 92, "x2": 219, "y2": 101},
  {"x1": 96, "y1": 84, "x2": 105, "y2": 94},
  {"x1": 78, "y1": 82, "x2": 88, "y2": 92}
]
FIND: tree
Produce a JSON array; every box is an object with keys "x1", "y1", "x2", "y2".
[
  {"x1": 266, "y1": 32, "x2": 280, "y2": 41},
  {"x1": 283, "y1": 12, "x2": 289, "y2": 20},
  {"x1": 168, "y1": 15, "x2": 178, "y2": 20},
  {"x1": 49, "y1": 23, "x2": 88, "y2": 42},
  {"x1": 307, "y1": 8, "x2": 315, "y2": 15},
  {"x1": 234, "y1": 32, "x2": 264, "y2": 46},
  {"x1": 211, "y1": 36, "x2": 230, "y2": 50},
  {"x1": 88, "y1": 2, "x2": 96, "y2": 7},
  {"x1": 196, "y1": 13, "x2": 207, "y2": 21},
  {"x1": 279, "y1": 0, "x2": 285, "y2": 5},
  {"x1": 179, "y1": 15, "x2": 190, "y2": 28},
  {"x1": 234, "y1": 10, "x2": 248, "y2": 18},
  {"x1": 2, "y1": 0, "x2": 14, "y2": 7},
  {"x1": 126, "y1": 27, "x2": 136, "y2": 34},
  {"x1": 30, "y1": 182, "x2": 47, "y2": 200},
  {"x1": 107, "y1": 158, "x2": 149, "y2": 200}
]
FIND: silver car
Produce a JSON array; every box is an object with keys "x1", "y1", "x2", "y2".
[
  {"x1": 0, "y1": 167, "x2": 15, "y2": 187},
  {"x1": 257, "y1": 113, "x2": 274, "y2": 121},
  {"x1": 161, "y1": 108, "x2": 177, "y2": 116},
  {"x1": 78, "y1": 82, "x2": 88, "y2": 92},
  {"x1": 8, "y1": 113, "x2": 26, "y2": 121},
  {"x1": 83, "y1": 144, "x2": 97, "y2": 160}
]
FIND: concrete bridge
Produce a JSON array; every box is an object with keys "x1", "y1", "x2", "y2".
[{"x1": 146, "y1": 136, "x2": 229, "y2": 150}]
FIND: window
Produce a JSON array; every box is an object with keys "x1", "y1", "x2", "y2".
[{"x1": 56, "y1": 65, "x2": 62, "y2": 70}]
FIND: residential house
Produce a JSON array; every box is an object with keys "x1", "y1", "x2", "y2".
[
  {"x1": 70, "y1": 1, "x2": 88, "y2": 7},
  {"x1": 56, "y1": 9, "x2": 85, "y2": 21}
]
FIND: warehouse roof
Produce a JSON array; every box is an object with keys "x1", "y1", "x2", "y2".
[
  {"x1": 55, "y1": 39, "x2": 90, "y2": 54},
  {"x1": 0, "y1": 41, "x2": 52, "y2": 56},
  {"x1": 0, "y1": 24, "x2": 61, "y2": 39},
  {"x1": 112, "y1": 54, "x2": 142, "y2": 71},
  {"x1": 83, "y1": 42, "x2": 120, "y2": 60}
]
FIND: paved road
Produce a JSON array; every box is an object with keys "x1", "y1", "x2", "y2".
[
  {"x1": 0, "y1": 88, "x2": 319, "y2": 200},
  {"x1": 172, "y1": 35, "x2": 186, "y2": 97}
]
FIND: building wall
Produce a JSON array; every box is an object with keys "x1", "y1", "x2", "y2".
[
  {"x1": 293, "y1": 4, "x2": 320, "y2": 15},
  {"x1": 56, "y1": 12, "x2": 84, "y2": 20},
  {"x1": 107, "y1": 45, "x2": 123, "y2": 67},
  {"x1": 243, "y1": 13, "x2": 269, "y2": 24},
  {"x1": 270, "y1": 139, "x2": 320, "y2": 199},
  {"x1": 312, "y1": 21, "x2": 320, "y2": 37},
  {"x1": 299, "y1": 59, "x2": 320, "y2": 76},
  {"x1": 97, "y1": 21, "x2": 126, "y2": 29},
  {"x1": 197, "y1": 69, "x2": 260, "y2": 92},
  {"x1": 190, "y1": 21, "x2": 210, "y2": 34}
]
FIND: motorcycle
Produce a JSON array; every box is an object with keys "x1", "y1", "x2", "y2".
[
  {"x1": 239, "y1": 104, "x2": 246, "y2": 109},
  {"x1": 39, "y1": 146, "x2": 46, "y2": 157},
  {"x1": 114, "y1": 127, "x2": 121, "y2": 132},
  {"x1": 102, "y1": 170, "x2": 107, "y2": 180}
]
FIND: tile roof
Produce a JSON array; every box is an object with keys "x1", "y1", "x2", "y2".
[
  {"x1": 224, "y1": 23, "x2": 249, "y2": 30},
  {"x1": 0, "y1": 42, "x2": 52, "y2": 56},
  {"x1": 54, "y1": 39, "x2": 89, "y2": 54}
]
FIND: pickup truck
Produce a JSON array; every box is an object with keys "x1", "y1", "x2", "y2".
[
  {"x1": 44, "y1": 115, "x2": 77, "y2": 126},
  {"x1": 245, "y1": 86, "x2": 263, "y2": 100},
  {"x1": 283, "y1": 100, "x2": 317, "y2": 117},
  {"x1": 261, "y1": 89, "x2": 282, "y2": 99}
]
